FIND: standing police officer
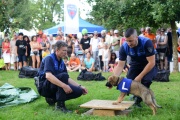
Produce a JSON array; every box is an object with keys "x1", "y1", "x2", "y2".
[
  {"x1": 36, "y1": 41, "x2": 88, "y2": 113},
  {"x1": 113, "y1": 28, "x2": 157, "y2": 107}
]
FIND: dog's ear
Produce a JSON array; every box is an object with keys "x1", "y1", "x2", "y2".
[
  {"x1": 108, "y1": 76, "x2": 113, "y2": 82},
  {"x1": 108, "y1": 76, "x2": 116, "y2": 86}
]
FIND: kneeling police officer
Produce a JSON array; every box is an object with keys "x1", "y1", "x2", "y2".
[{"x1": 35, "y1": 41, "x2": 88, "y2": 113}]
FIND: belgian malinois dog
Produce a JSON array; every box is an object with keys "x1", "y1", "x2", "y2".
[{"x1": 106, "y1": 76, "x2": 162, "y2": 115}]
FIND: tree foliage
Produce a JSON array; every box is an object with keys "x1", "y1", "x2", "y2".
[
  {"x1": 0, "y1": 0, "x2": 64, "y2": 33},
  {"x1": 0, "y1": 0, "x2": 32, "y2": 34},
  {"x1": 88, "y1": 0, "x2": 180, "y2": 72},
  {"x1": 30, "y1": 0, "x2": 64, "y2": 30}
]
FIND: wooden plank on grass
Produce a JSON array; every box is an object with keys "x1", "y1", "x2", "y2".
[
  {"x1": 80, "y1": 100, "x2": 134, "y2": 110},
  {"x1": 93, "y1": 109, "x2": 115, "y2": 116}
]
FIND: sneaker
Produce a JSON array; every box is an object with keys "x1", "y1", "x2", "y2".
[
  {"x1": 55, "y1": 106, "x2": 72, "y2": 113},
  {"x1": 45, "y1": 98, "x2": 56, "y2": 106}
]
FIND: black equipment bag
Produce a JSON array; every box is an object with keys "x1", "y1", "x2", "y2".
[
  {"x1": 19, "y1": 66, "x2": 39, "y2": 78},
  {"x1": 77, "y1": 69, "x2": 105, "y2": 81},
  {"x1": 153, "y1": 70, "x2": 170, "y2": 82}
]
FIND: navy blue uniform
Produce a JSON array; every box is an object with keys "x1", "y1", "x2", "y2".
[
  {"x1": 119, "y1": 36, "x2": 157, "y2": 83},
  {"x1": 119, "y1": 37, "x2": 157, "y2": 104},
  {"x1": 37, "y1": 53, "x2": 83, "y2": 102}
]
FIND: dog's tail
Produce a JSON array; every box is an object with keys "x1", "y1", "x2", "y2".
[{"x1": 149, "y1": 89, "x2": 162, "y2": 108}]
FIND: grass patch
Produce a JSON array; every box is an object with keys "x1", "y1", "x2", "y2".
[{"x1": 0, "y1": 71, "x2": 180, "y2": 120}]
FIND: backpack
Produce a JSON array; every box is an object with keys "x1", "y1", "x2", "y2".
[{"x1": 77, "y1": 69, "x2": 105, "y2": 81}]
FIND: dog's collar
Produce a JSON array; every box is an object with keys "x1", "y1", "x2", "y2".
[
  {"x1": 116, "y1": 77, "x2": 124, "y2": 86},
  {"x1": 115, "y1": 77, "x2": 120, "y2": 86}
]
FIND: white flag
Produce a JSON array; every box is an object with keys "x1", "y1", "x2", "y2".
[{"x1": 64, "y1": 0, "x2": 79, "y2": 34}]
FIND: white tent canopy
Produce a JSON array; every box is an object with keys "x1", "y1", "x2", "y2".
[{"x1": 19, "y1": 29, "x2": 36, "y2": 36}]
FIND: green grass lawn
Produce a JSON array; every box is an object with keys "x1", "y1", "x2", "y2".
[{"x1": 0, "y1": 70, "x2": 180, "y2": 120}]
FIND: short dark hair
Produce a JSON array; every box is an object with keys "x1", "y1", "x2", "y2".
[
  {"x1": 125, "y1": 28, "x2": 137, "y2": 38},
  {"x1": 54, "y1": 41, "x2": 68, "y2": 51},
  {"x1": 18, "y1": 32, "x2": 24, "y2": 36}
]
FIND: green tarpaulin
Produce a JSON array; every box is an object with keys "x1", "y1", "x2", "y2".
[{"x1": 0, "y1": 83, "x2": 39, "y2": 108}]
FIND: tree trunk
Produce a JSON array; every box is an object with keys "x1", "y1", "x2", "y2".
[{"x1": 171, "y1": 20, "x2": 179, "y2": 72}]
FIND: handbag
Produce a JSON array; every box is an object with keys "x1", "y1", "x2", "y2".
[{"x1": 33, "y1": 51, "x2": 38, "y2": 55}]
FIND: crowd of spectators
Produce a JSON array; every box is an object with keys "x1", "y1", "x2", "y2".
[{"x1": 0, "y1": 26, "x2": 179, "y2": 72}]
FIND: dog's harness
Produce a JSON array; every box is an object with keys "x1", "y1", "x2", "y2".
[{"x1": 117, "y1": 77, "x2": 132, "y2": 94}]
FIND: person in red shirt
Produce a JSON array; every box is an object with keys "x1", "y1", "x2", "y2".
[{"x1": 68, "y1": 53, "x2": 81, "y2": 72}]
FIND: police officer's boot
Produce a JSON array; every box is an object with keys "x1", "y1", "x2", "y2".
[
  {"x1": 133, "y1": 96, "x2": 142, "y2": 108},
  {"x1": 56, "y1": 101, "x2": 72, "y2": 113},
  {"x1": 45, "y1": 98, "x2": 56, "y2": 106}
]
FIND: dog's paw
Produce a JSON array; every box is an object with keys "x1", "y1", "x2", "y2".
[{"x1": 112, "y1": 102, "x2": 119, "y2": 105}]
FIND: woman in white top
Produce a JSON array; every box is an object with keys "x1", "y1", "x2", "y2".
[
  {"x1": 102, "y1": 42, "x2": 110, "y2": 72},
  {"x1": 98, "y1": 36, "x2": 105, "y2": 71}
]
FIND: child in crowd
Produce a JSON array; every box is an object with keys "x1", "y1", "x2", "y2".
[
  {"x1": 108, "y1": 52, "x2": 117, "y2": 72},
  {"x1": 42, "y1": 48, "x2": 50, "y2": 58},
  {"x1": 102, "y1": 43, "x2": 110, "y2": 72}
]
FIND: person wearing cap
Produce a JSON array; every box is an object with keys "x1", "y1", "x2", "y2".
[
  {"x1": 79, "y1": 33, "x2": 91, "y2": 58},
  {"x1": 90, "y1": 31, "x2": 100, "y2": 70},
  {"x1": 10, "y1": 33, "x2": 18, "y2": 70},
  {"x1": 111, "y1": 30, "x2": 122, "y2": 58},
  {"x1": 113, "y1": 28, "x2": 157, "y2": 108},
  {"x1": 15, "y1": 33, "x2": 27, "y2": 69}
]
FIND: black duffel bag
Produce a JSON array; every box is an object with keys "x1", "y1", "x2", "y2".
[
  {"x1": 153, "y1": 70, "x2": 170, "y2": 82},
  {"x1": 77, "y1": 69, "x2": 105, "y2": 81},
  {"x1": 19, "y1": 66, "x2": 39, "y2": 78}
]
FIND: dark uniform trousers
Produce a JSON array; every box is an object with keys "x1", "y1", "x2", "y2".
[
  {"x1": 40, "y1": 72, "x2": 83, "y2": 102},
  {"x1": 127, "y1": 66, "x2": 157, "y2": 103}
]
